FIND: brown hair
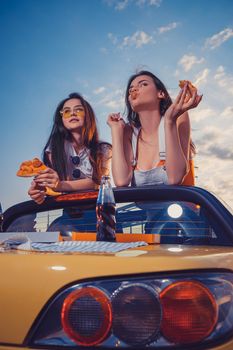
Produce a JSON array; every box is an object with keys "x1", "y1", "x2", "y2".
[{"x1": 43, "y1": 92, "x2": 111, "y2": 184}]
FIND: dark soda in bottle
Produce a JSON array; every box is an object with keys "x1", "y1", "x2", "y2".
[
  {"x1": 0, "y1": 203, "x2": 3, "y2": 232},
  {"x1": 96, "y1": 176, "x2": 116, "y2": 242}
]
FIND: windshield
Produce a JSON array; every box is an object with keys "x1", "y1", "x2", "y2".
[{"x1": 5, "y1": 199, "x2": 231, "y2": 246}]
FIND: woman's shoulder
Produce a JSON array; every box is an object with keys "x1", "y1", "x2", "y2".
[
  {"x1": 124, "y1": 123, "x2": 139, "y2": 143},
  {"x1": 121, "y1": 122, "x2": 135, "y2": 135},
  {"x1": 97, "y1": 141, "x2": 112, "y2": 157},
  {"x1": 98, "y1": 141, "x2": 112, "y2": 149}
]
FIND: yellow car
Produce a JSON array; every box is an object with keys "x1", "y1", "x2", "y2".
[{"x1": 0, "y1": 185, "x2": 233, "y2": 350}]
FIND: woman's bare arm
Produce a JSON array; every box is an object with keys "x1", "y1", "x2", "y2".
[
  {"x1": 99, "y1": 143, "x2": 112, "y2": 177},
  {"x1": 107, "y1": 114, "x2": 133, "y2": 186},
  {"x1": 56, "y1": 178, "x2": 96, "y2": 191},
  {"x1": 164, "y1": 117, "x2": 188, "y2": 185},
  {"x1": 164, "y1": 83, "x2": 201, "y2": 184},
  {"x1": 177, "y1": 111, "x2": 191, "y2": 162}
]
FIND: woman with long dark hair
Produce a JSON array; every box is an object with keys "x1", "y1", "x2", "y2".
[
  {"x1": 107, "y1": 70, "x2": 202, "y2": 187},
  {"x1": 29, "y1": 92, "x2": 111, "y2": 204}
]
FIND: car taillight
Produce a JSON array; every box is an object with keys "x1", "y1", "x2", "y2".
[
  {"x1": 29, "y1": 272, "x2": 233, "y2": 348},
  {"x1": 160, "y1": 280, "x2": 218, "y2": 344},
  {"x1": 61, "y1": 286, "x2": 112, "y2": 346},
  {"x1": 112, "y1": 283, "x2": 162, "y2": 346}
]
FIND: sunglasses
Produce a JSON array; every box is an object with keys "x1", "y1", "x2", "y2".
[
  {"x1": 60, "y1": 107, "x2": 85, "y2": 119},
  {"x1": 71, "y1": 156, "x2": 81, "y2": 179}
]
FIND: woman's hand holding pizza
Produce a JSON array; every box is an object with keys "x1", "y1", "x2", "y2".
[
  {"x1": 17, "y1": 158, "x2": 62, "y2": 200},
  {"x1": 34, "y1": 168, "x2": 60, "y2": 191},
  {"x1": 28, "y1": 181, "x2": 46, "y2": 205},
  {"x1": 164, "y1": 81, "x2": 202, "y2": 123}
]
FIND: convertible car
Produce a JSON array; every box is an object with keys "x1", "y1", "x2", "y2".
[{"x1": 0, "y1": 185, "x2": 233, "y2": 350}]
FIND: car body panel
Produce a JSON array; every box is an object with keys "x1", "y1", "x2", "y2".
[
  {"x1": 1, "y1": 245, "x2": 233, "y2": 344},
  {"x1": 1, "y1": 343, "x2": 233, "y2": 350},
  {"x1": 1, "y1": 186, "x2": 233, "y2": 349}
]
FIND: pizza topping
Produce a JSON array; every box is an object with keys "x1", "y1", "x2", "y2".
[
  {"x1": 17, "y1": 158, "x2": 47, "y2": 177},
  {"x1": 179, "y1": 80, "x2": 196, "y2": 90},
  {"x1": 32, "y1": 158, "x2": 44, "y2": 168},
  {"x1": 179, "y1": 80, "x2": 197, "y2": 102}
]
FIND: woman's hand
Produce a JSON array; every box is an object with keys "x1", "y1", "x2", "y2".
[
  {"x1": 107, "y1": 113, "x2": 125, "y2": 131},
  {"x1": 34, "y1": 168, "x2": 60, "y2": 190},
  {"x1": 164, "y1": 82, "x2": 202, "y2": 123},
  {"x1": 28, "y1": 180, "x2": 46, "y2": 204}
]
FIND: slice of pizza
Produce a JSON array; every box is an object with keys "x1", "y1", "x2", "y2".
[
  {"x1": 179, "y1": 80, "x2": 197, "y2": 102},
  {"x1": 17, "y1": 158, "x2": 47, "y2": 177},
  {"x1": 17, "y1": 158, "x2": 62, "y2": 196}
]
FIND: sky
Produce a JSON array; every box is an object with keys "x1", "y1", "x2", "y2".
[{"x1": 0, "y1": 0, "x2": 233, "y2": 211}]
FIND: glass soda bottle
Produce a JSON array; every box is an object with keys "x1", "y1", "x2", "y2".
[
  {"x1": 96, "y1": 175, "x2": 116, "y2": 242},
  {"x1": 0, "y1": 203, "x2": 3, "y2": 232}
]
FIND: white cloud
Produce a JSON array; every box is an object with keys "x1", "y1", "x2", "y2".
[
  {"x1": 108, "y1": 29, "x2": 154, "y2": 49},
  {"x1": 104, "y1": 100, "x2": 122, "y2": 109},
  {"x1": 75, "y1": 77, "x2": 89, "y2": 88},
  {"x1": 100, "y1": 47, "x2": 108, "y2": 54},
  {"x1": 115, "y1": 0, "x2": 129, "y2": 11},
  {"x1": 173, "y1": 69, "x2": 180, "y2": 78},
  {"x1": 221, "y1": 106, "x2": 233, "y2": 118},
  {"x1": 103, "y1": 0, "x2": 129, "y2": 10},
  {"x1": 104, "y1": 0, "x2": 162, "y2": 10},
  {"x1": 191, "y1": 107, "x2": 214, "y2": 123},
  {"x1": 194, "y1": 123, "x2": 233, "y2": 209},
  {"x1": 108, "y1": 32, "x2": 118, "y2": 45},
  {"x1": 96, "y1": 88, "x2": 125, "y2": 111},
  {"x1": 194, "y1": 68, "x2": 210, "y2": 87},
  {"x1": 196, "y1": 155, "x2": 233, "y2": 209},
  {"x1": 214, "y1": 65, "x2": 225, "y2": 80},
  {"x1": 158, "y1": 22, "x2": 179, "y2": 34},
  {"x1": 93, "y1": 86, "x2": 106, "y2": 94},
  {"x1": 136, "y1": 0, "x2": 162, "y2": 7},
  {"x1": 195, "y1": 125, "x2": 233, "y2": 160},
  {"x1": 121, "y1": 30, "x2": 153, "y2": 48},
  {"x1": 214, "y1": 65, "x2": 233, "y2": 95},
  {"x1": 205, "y1": 27, "x2": 233, "y2": 49},
  {"x1": 178, "y1": 54, "x2": 205, "y2": 72}
]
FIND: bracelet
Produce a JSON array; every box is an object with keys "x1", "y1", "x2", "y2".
[{"x1": 54, "y1": 180, "x2": 60, "y2": 190}]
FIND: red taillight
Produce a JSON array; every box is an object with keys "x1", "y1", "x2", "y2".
[
  {"x1": 160, "y1": 280, "x2": 218, "y2": 344},
  {"x1": 61, "y1": 287, "x2": 112, "y2": 346}
]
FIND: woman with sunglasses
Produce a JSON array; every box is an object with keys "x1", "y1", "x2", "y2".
[
  {"x1": 28, "y1": 92, "x2": 111, "y2": 204},
  {"x1": 107, "y1": 70, "x2": 202, "y2": 188}
]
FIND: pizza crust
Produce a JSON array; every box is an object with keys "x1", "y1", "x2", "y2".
[{"x1": 45, "y1": 187, "x2": 62, "y2": 196}]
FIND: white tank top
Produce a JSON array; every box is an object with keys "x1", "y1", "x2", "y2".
[{"x1": 131, "y1": 118, "x2": 169, "y2": 186}]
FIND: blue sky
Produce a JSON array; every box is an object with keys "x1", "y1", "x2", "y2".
[{"x1": 0, "y1": 0, "x2": 233, "y2": 211}]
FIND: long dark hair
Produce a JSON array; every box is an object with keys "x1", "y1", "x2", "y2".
[
  {"x1": 125, "y1": 70, "x2": 195, "y2": 155},
  {"x1": 43, "y1": 92, "x2": 110, "y2": 184}
]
